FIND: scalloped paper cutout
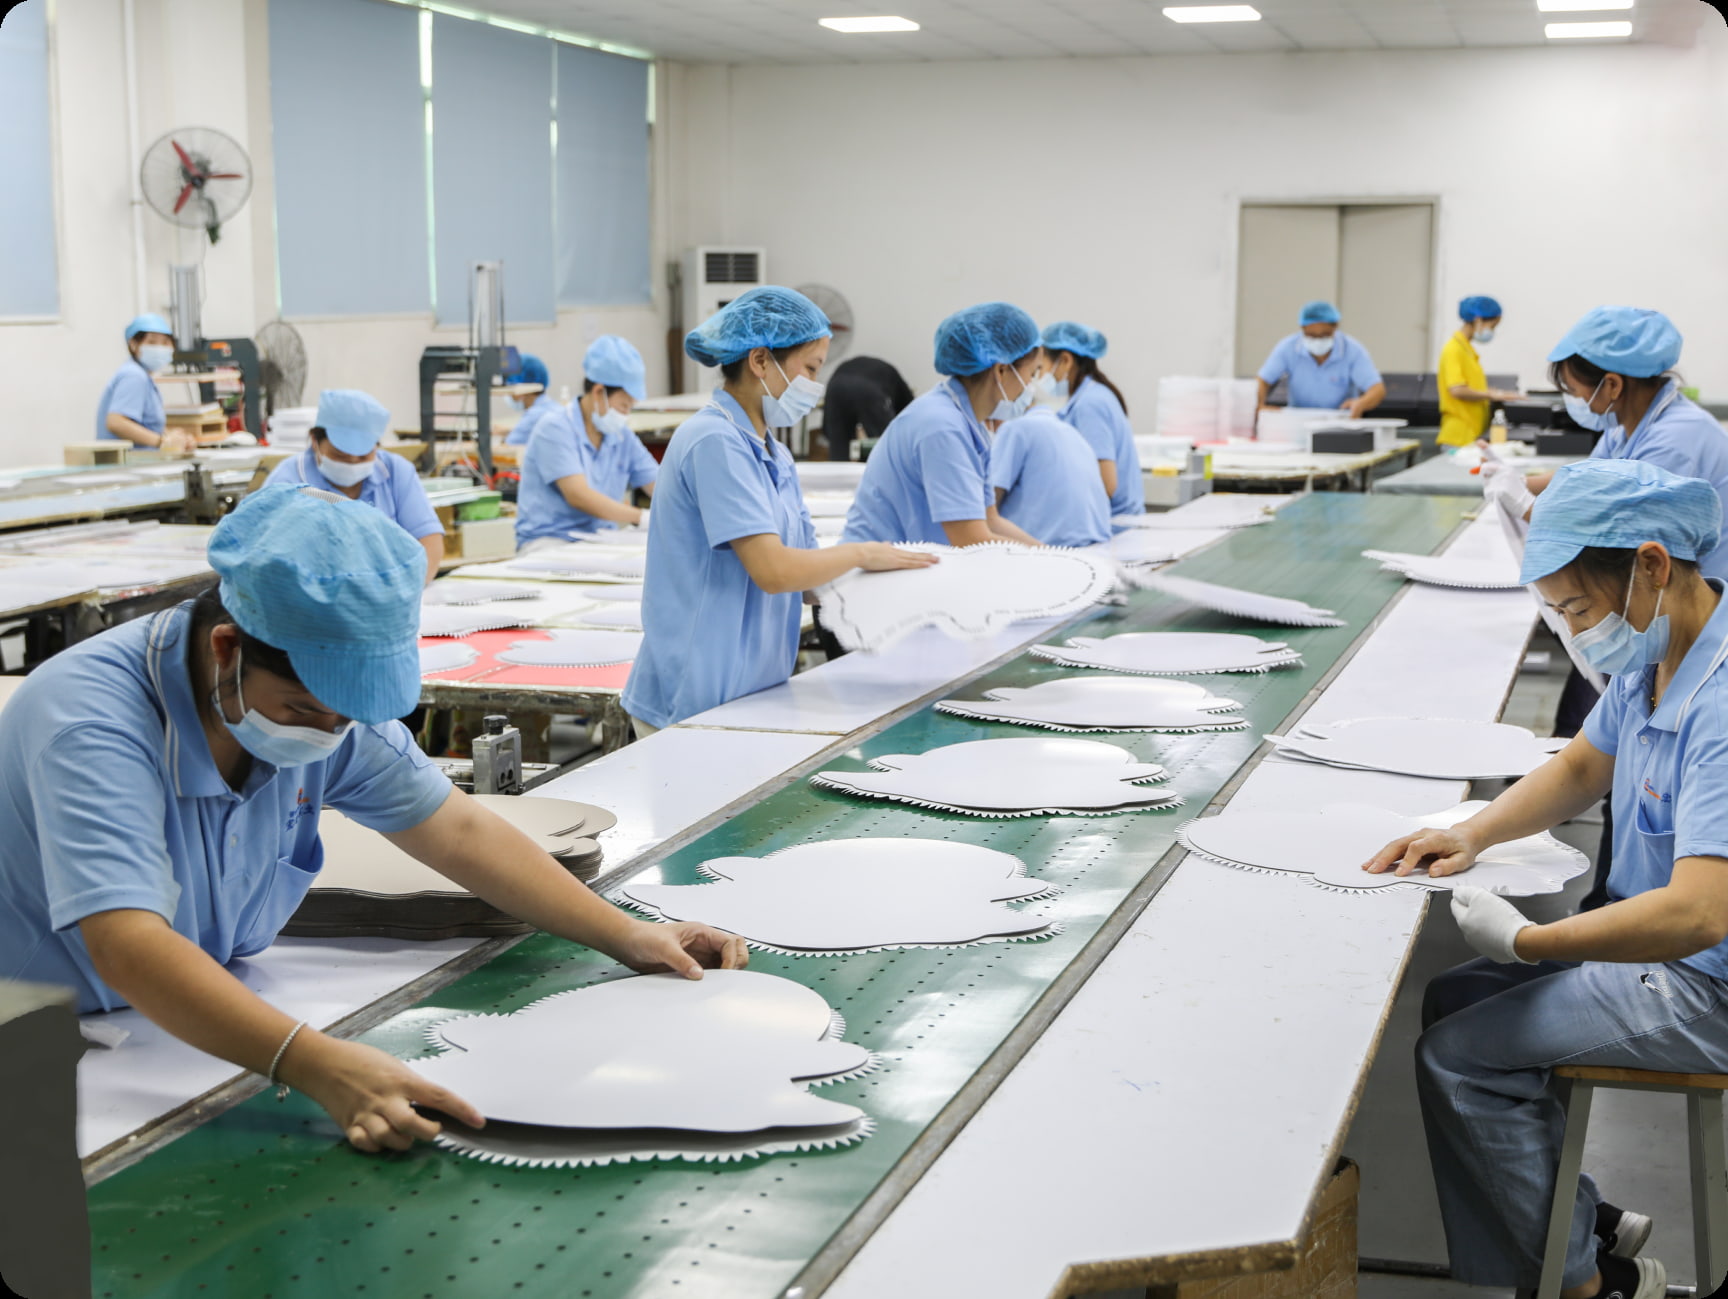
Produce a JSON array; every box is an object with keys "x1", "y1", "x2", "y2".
[
  {"x1": 1031, "y1": 632, "x2": 1303, "y2": 676},
  {"x1": 1362, "y1": 550, "x2": 1523, "y2": 590},
  {"x1": 419, "y1": 602, "x2": 545, "y2": 638},
  {"x1": 435, "y1": 1116, "x2": 875, "y2": 1168},
  {"x1": 510, "y1": 549, "x2": 648, "y2": 580},
  {"x1": 589, "y1": 583, "x2": 644, "y2": 602},
  {"x1": 495, "y1": 628, "x2": 643, "y2": 666},
  {"x1": 420, "y1": 641, "x2": 480, "y2": 675},
  {"x1": 1127, "y1": 572, "x2": 1344, "y2": 627},
  {"x1": 1266, "y1": 717, "x2": 1566, "y2": 780},
  {"x1": 424, "y1": 580, "x2": 543, "y2": 606},
  {"x1": 936, "y1": 675, "x2": 1245, "y2": 733},
  {"x1": 577, "y1": 602, "x2": 644, "y2": 630}
]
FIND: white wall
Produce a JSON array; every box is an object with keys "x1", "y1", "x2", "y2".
[{"x1": 662, "y1": 33, "x2": 1728, "y2": 423}]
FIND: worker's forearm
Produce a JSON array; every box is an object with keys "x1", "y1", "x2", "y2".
[
  {"x1": 1448, "y1": 385, "x2": 1495, "y2": 403},
  {"x1": 1517, "y1": 885, "x2": 1727, "y2": 964},
  {"x1": 1458, "y1": 740, "x2": 1613, "y2": 853},
  {"x1": 558, "y1": 478, "x2": 640, "y2": 525},
  {"x1": 940, "y1": 519, "x2": 996, "y2": 548},
  {"x1": 1097, "y1": 460, "x2": 1119, "y2": 499},
  {"x1": 744, "y1": 541, "x2": 880, "y2": 594},
  {"x1": 420, "y1": 534, "x2": 444, "y2": 585},
  {"x1": 1256, "y1": 378, "x2": 1273, "y2": 410},
  {"x1": 1351, "y1": 384, "x2": 1386, "y2": 415},
  {"x1": 105, "y1": 413, "x2": 161, "y2": 447},
  {"x1": 987, "y1": 509, "x2": 1039, "y2": 546}
]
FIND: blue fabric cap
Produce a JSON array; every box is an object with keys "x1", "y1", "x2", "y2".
[
  {"x1": 1041, "y1": 321, "x2": 1108, "y2": 360},
  {"x1": 684, "y1": 286, "x2": 831, "y2": 368},
  {"x1": 585, "y1": 335, "x2": 647, "y2": 401},
  {"x1": 1459, "y1": 295, "x2": 1502, "y2": 322},
  {"x1": 1521, "y1": 458, "x2": 1722, "y2": 584},
  {"x1": 933, "y1": 302, "x2": 1040, "y2": 377},
  {"x1": 207, "y1": 485, "x2": 428, "y2": 723},
  {"x1": 513, "y1": 354, "x2": 549, "y2": 390},
  {"x1": 125, "y1": 313, "x2": 172, "y2": 341},
  {"x1": 315, "y1": 388, "x2": 391, "y2": 457},
  {"x1": 1299, "y1": 300, "x2": 1341, "y2": 325},
  {"x1": 1548, "y1": 306, "x2": 1683, "y2": 379}
]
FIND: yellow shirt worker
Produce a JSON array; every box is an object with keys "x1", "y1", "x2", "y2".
[{"x1": 1437, "y1": 295, "x2": 1523, "y2": 447}]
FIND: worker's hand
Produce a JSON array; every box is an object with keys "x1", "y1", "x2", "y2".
[
  {"x1": 1362, "y1": 823, "x2": 1483, "y2": 878},
  {"x1": 852, "y1": 543, "x2": 940, "y2": 573},
  {"x1": 1488, "y1": 389, "x2": 1523, "y2": 403},
  {"x1": 1450, "y1": 887, "x2": 1537, "y2": 964},
  {"x1": 1484, "y1": 465, "x2": 1537, "y2": 519},
  {"x1": 160, "y1": 429, "x2": 197, "y2": 455},
  {"x1": 280, "y1": 1032, "x2": 486, "y2": 1153},
  {"x1": 610, "y1": 918, "x2": 749, "y2": 979}
]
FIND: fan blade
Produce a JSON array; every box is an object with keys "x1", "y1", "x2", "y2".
[
  {"x1": 205, "y1": 172, "x2": 244, "y2": 181},
  {"x1": 172, "y1": 182, "x2": 195, "y2": 214},
  {"x1": 171, "y1": 140, "x2": 195, "y2": 171}
]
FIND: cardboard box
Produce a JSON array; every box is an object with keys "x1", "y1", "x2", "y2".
[
  {"x1": 447, "y1": 516, "x2": 516, "y2": 561},
  {"x1": 63, "y1": 442, "x2": 128, "y2": 466}
]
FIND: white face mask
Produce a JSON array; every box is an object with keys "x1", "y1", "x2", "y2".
[
  {"x1": 136, "y1": 344, "x2": 173, "y2": 373},
  {"x1": 1474, "y1": 326, "x2": 1496, "y2": 344},
  {"x1": 213, "y1": 644, "x2": 354, "y2": 768},
  {"x1": 1302, "y1": 334, "x2": 1335, "y2": 358},
  {"x1": 316, "y1": 454, "x2": 375, "y2": 487},
  {"x1": 990, "y1": 366, "x2": 1037, "y2": 422},
  {"x1": 761, "y1": 357, "x2": 825, "y2": 428},
  {"x1": 593, "y1": 406, "x2": 632, "y2": 438}
]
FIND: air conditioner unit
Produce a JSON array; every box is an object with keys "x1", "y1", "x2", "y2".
[{"x1": 681, "y1": 246, "x2": 766, "y2": 393}]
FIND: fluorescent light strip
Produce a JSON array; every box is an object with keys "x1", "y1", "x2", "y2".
[
  {"x1": 819, "y1": 16, "x2": 920, "y2": 33},
  {"x1": 1538, "y1": 0, "x2": 1633, "y2": 10},
  {"x1": 1162, "y1": 5, "x2": 1262, "y2": 22},
  {"x1": 376, "y1": 0, "x2": 652, "y2": 61},
  {"x1": 1545, "y1": 19, "x2": 1633, "y2": 36}
]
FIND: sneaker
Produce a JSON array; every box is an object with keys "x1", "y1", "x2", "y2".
[
  {"x1": 1594, "y1": 1250, "x2": 1666, "y2": 1299},
  {"x1": 1594, "y1": 1200, "x2": 1654, "y2": 1259}
]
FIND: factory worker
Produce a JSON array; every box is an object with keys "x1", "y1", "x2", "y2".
[
  {"x1": 1437, "y1": 295, "x2": 1524, "y2": 448},
  {"x1": 502, "y1": 353, "x2": 555, "y2": 446},
  {"x1": 622, "y1": 287, "x2": 936, "y2": 734},
  {"x1": 820, "y1": 355, "x2": 915, "y2": 462},
  {"x1": 1256, "y1": 300, "x2": 1386, "y2": 418},
  {"x1": 0, "y1": 486, "x2": 746, "y2": 1153},
  {"x1": 265, "y1": 389, "x2": 445, "y2": 584},
  {"x1": 841, "y1": 303, "x2": 1045, "y2": 547},
  {"x1": 515, "y1": 336, "x2": 657, "y2": 551},
  {"x1": 96, "y1": 313, "x2": 194, "y2": 451},
  {"x1": 1042, "y1": 321, "x2": 1145, "y2": 518},
  {"x1": 989, "y1": 403, "x2": 1113, "y2": 549},
  {"x1": 1364, "y1": 459, "x2": 1728, "y2": 1299}
]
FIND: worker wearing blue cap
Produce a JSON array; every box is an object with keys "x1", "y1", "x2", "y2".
[
  {"x1": 989, "y1": 405, "x2": 1113, "y2": 547},
  {"x1": 623, "y1": 287, "x2": 935, "y2": 733},
  {"x1": 1255, "y1": 301, "x2": 1386, "y2": 418},
  {"x1": 1364, "y1": 458, "x2": 1728, "y2": 1299},
  {"x1": 502, "y1": 354, "x2": 556, "y2": 446},
  {"x1": 96, "y1": 313, "x2": 195, "y2": 451},
  {"x1": 841, "y1": 302, "x2": 1046, "y2": 547},
  {"x1": 0, "y1": 485, "x2": 746, "y2": 1152},
  {"x1": 516, "y1": 336, "x2": 659, "y2": 549},
  {"x1": 1437, "y1": 295, "x2": 1525, "y2": 447},
  {"x1": 265, "y1": 389, "x2": 445, "y2": 584},
  {"x1": 1042, "y1": 321, "x2": 1144, "y2": 517}
]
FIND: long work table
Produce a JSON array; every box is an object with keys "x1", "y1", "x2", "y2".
[{"x1": 78, "y1": 491, "x2": 1537, "y2": 1299}]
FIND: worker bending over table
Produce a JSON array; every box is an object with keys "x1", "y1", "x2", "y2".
[
  {"x1": 0, "y1": 486, "x2": 744, "y2": 1153},
  {"x1": 96, "y1": 313, "x2": 194, "y2": 452},
  {"x1": 622, "y1": 287, "x2": 934, "y2": 735},
  {"x1": 515, "y1": 335, "x2": 657, "y2": 552},
  {"x1": 841, "y1": 302, "x2": 1045, "y2": 547},
  {"x1": 1256, "y1": 299, "x2": 1386, "y2": 418},
  {"x1": 819, "y1": 355, "x2": 915, "y2": 462},
  {"x1": 1366, "y1": 459, "x2": 1728, "y2": 1299},
  {"x1": 502, "y1": 353, "x2": 555, "y2": 446},
  {"x1": 989, "y1": 401, "x2": 1113, "y2": 548},
  {"x1": 1042, "y1": 321, "x2": 1144, "y2": 518},
  {"x1": 265, "y1": 388, "x2": 445, "y2": 584},
  {"x1": 1437, "y1": 294, "x2": 1524, "y2": 448}
]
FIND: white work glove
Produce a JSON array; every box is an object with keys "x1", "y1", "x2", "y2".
[
  {"x1": 1477, "y1": 456, "x2": 1506, "y2": 480},
  {"x1": 1450, "y1": 886, "x2": 1537, "y2": 964},
  {"x1": 1483, "y1": 464, "x2": 1536, "y2": 520}
]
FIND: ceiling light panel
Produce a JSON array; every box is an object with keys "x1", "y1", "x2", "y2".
[
  {"x1": 1538, "y1": 0, "x2": 1633, "y2": 9},
  {"x1": 1162, "y1": 5, "x2": 1263, "y2": 22},
  {"x1": 819, "y1": 16, "x2": 921, "y2": 32},
  {"x1": 1545, "y1": 18, "x2": 1634, "y2": 35}
]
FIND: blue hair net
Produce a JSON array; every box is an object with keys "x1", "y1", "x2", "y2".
[
  {"x1": 933, "y1": 303, "x2": 1040, "y2": 377},
  {"x1": 1459, "y1": 295, "x2": 1502, "y2": 322},
  {"x1": 1548, "y1": 306, "x2": 1683, "y2": 379},
  {"x1": 1521, "y1": 457, "x2": 1721, "y2": 584},
  {"x1": 1298, "y1": 300, "x2": 1341, "y2": 326},
  {"x1": 684, "y1": 286, "x2": 831, "y2": 368},
  {"x1": 513, "y1": 354, "x2": 549, "y2": 389},
  {"x1": 1040, "y1": 321, "x2": 1108, "y2": 360},
  {"x1": 125, "y1": 313, "x2": 172, "y2": 341}
]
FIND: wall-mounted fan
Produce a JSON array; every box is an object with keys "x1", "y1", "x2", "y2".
[
  {"x1": 256, "y1": 319, "x2": 308, "y2": 414},
  {"x1": 140, "y1": 127, "x2": 253, "y2": 244},
  {"x1": 795, "y1": 283, "x2": 855, "y2": 363}
]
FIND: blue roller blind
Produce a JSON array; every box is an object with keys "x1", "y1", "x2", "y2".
[
  {"x1": 556, "y1": 43, "x2": 650, "y2": 307},
  {"x1": 431, "y1": 16, "x2": 555, "y2": 325},
  {"x1": 0, "y1": 0, "x2": 59, "y2": 319},
  {"x1": 269, "y1": 0, "x2": 428, "y2": 316}
]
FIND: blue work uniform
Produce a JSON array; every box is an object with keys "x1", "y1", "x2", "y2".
[
  {"x1": 515, "y1": 408, "x2": 659, "y2": 547},
  {"x1": 1590, "y1": 381, "x2": 1728, "y2": 582},
  {"x1": 841, "y1": 378, "x2": 992, "y2": 544},
  {"x1": 1257, "y1": 332, "x2": 1382, "y2": 410},
  {"x1": 0, "y1": 604, "x2": 452, "y2": 1013},
  {"x1": 1059, "y1": 376, "x2": 1145, "y2": 517},
  {"x1": 264, "y1": 448, "x2": 444, "y2": 541},
  {"x1": 989, "y1": 409, "x2": 1113, "y2": 547},
  {"x1": 622, "y1": 391, "x2": 816, "y2": 730},
  {"x1": 505, "y1": 392, "x2": 560, "y2": 446},
  {"x1": 95, "y1": 359, "x2": 166, "y2": 441}
]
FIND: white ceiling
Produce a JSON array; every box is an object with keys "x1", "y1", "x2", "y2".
[{"x1": 476, "y1": 0, "x2": 1712, "y2": 63}]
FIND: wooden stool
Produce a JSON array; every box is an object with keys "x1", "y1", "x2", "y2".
[{"x1": 1538, "y1": 1065, "x2": 1728, "y2": 1299}]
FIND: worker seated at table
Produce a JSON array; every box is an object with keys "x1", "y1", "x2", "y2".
[
  {"x1": 1042, "y1": 321, "x2": 1144, "y2": 518},
  {"x1": 96, "y1": 313, "x2": 195, "y2": 453},
  {"x1": 989, "y1": 402, "x2": 1113, "y2": 549},
  {"x1": 818, "y1": 355, "x2": 914, "y2": 462},
  {"x1": 1437, "y1": 295, "x2": 1524, "y2": 448},
  {"x1": 1363, "y1": 458, "x2": 1728, "y2": 1299},
  {"x1": 622, "y1": 287, "x2": 935, "y2": 735},
  {"x1": 1255, "y1": 300, "x2": 1386, "y2": 418},
  {"x1": 264, "y1": 389, "x2": 445, "y2": 584},
  {"x1": 841, "y1": 303, "x2": 1045, "y2": 548},
  {"x1": 0, "y1": 486, "x2": 745, "y2": 1153},
  {"x1": 502, "y1": 353, "x2": 554, "y2": 446},
  {"x1": 515, "y1": 336, "x2": 657, "y2": 553}
]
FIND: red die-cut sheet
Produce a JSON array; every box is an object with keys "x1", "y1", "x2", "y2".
[{"x1": 420, "y1": 628, "x2": 633, "y2": 690}]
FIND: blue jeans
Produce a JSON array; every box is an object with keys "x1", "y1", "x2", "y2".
[{"x1": 1417, "y1": 956, "x2": 1728, "y2": 1289}]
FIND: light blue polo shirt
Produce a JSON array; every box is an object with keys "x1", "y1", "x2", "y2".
[
  {"x1": 264, "y1": 447, "x2": 444, "y2": 541},
  {"x1": 989, "y1": 409, "x2": 1113, "y2": 548},
  {"x1": 1583, "y1": 578, "x2": 1728, "y2": 979},
  {"x1": 841, "y1": 378, "x2": 993, "y2": 544},
  {"x1": 622, "y1": 391, "x2": 816, "y2": 730},
  {"x1": 95, "y1": 359, "x2": 166, "y2": 441},
  {"x1": 1060, "y1": 375, "x2": 1145, "y2": 517},
  {"x1": 515, "y1": 408, "x2": 659, "y2": 546},
  {"x1": 1257, "y1": 331, "x2": 1382, "y2": 410},
  {"x1": 505, "y1": 392, "x2": 560, "y2": 446},
  {"x1": 0, "y1": 604, "x2": 452, "y2": 1012},
  {"x1": 1590, "y1": 382, "x2": 1728, "y2": 582}
]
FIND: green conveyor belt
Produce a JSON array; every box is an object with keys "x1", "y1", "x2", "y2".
[{"x1": 88, "y1": 493, "x2": 1473, "y2": 1299}]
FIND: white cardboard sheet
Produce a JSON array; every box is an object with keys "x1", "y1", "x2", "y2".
[
  {"x1": 1032, "y1": 631, "x2": 1304, "y2": 676},
  {"x1": 935, "y1": 675, "x2": 1245, "y2": 733}
]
